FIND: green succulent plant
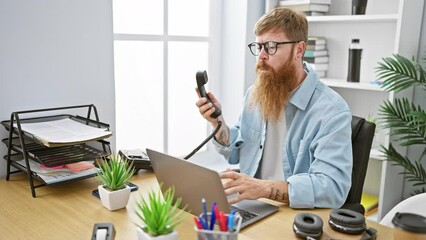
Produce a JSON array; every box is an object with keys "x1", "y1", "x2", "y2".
[
  {"x1": 97, "y1": 153, "x2": 135, "y2": 191},
  {"x1": 135, "y1": 186, "x2": 187, "y2": 237},
  {"x1": 376, "y1": 53, "x2": 426, "y2": 194}
]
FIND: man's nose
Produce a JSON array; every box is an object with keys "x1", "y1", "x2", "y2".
[{"x1": 258, "y1": 47, "x2": 269, "y2": 60}]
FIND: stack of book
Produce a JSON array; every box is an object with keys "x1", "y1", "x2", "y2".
[
  {"x1": 304, "y1": 36, "x2": 328, "y2": 78},
  {"x1": 278, "y1": 0, "x2": 332, "y2": 16},
  {"x1": 361, "y1": 193, "x2": 379, "y2": 216}
]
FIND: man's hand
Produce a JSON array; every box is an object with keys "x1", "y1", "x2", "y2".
[
  {"x1": 220, "y1": 169, "x2": 270, "y2": 204},
  {"x1": 195, "y1": 88, "x2": 223, "y2": 126},
  {"x1": 195, "y1": 88, "x2": 229, "y2": 145},
  {"x1": 220, "y1": 169, "x2": 290, "y2": 204}
]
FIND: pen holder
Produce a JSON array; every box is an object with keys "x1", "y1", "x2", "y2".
[{"x1": 195, "y1": 213, "x2": 242, "y2": 240}]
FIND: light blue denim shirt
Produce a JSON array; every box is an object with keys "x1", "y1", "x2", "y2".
[{"x1": 214, "y1": 63, "x2": 353, "y2": 209}]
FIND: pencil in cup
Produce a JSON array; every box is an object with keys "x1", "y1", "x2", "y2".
[{"x1": 194, "y1": 212, "x2": 242, "y2": 240}]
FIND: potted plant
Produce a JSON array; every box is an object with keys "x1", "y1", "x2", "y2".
[
  {"x1": 97, "y1": 153, "x2": 135, "y2": 211},
  {"x1": 376, "y1": 53, "x2": 426, "y2": 194},
  {"x1": 135, "y1": 186, "x2": 187, "y2": 240}
]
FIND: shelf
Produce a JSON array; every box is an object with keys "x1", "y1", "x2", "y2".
[
  {"x1": 370, "y1": 148, "x2": 386, "y2": 161},
  {"x1": 307, "y1": 14, "x2": 397, "y2": 23},
  {"x1": 2, "y1": 104, "x2": 112, "y2": 197},
  {"x1": 321, "y1": 79, "x2": 384, "y2": 91},
  {"x1": 3, "y1": 137, "x2": 109, "y2": 167}
]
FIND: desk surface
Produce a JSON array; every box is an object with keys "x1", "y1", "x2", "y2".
[{"x1": 0, "y1": 171, "x2": 393, "y2": 240}]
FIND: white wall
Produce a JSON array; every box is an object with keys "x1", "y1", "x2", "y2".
[
  {"x1": 404, "y1": 2, "x2": 426, "y2": 198},
  {"x1": 0, "y1": 0, "x2": 116, "y2": 178},
  {"x1": 218, "y1": 0, "x2": 264, "y2": 127},
  {"x1": 217, "y1": 0, "x2": 248, "y2": 126}
]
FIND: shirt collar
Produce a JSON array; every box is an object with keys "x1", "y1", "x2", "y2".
[{"x1": 288, "y1": 62, "x2": 320, "y2": 111}]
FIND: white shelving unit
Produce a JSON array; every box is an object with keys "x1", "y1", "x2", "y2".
[{"x1": 266, "y1": 0, "x2": 424, "y2": 221}]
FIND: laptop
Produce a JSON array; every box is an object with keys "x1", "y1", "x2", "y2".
[{"x1": 146, "y1": 148, "x2": 279, "y2": 229}]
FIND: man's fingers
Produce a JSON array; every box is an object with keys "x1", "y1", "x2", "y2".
[
  {"x1": 227, "y1": 195, "x2": 242, "y2": 204},
  {"x1": 220, "y1": 171, "x2": 239, "y2": 179}
]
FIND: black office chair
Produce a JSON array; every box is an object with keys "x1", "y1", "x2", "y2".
[{"x1": 340, "y1": 116, "x2": 376, "y2": 215}]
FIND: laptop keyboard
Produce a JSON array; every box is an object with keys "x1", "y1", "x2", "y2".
[{"x1": 230, "y1": 205, "x2": 258, "y2": 223}]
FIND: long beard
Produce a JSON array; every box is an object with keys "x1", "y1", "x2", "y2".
[{"x1": 250, "y1": 53, "x2": 298, "y2": 123}]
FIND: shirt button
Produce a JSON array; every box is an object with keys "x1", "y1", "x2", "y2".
[{"x1": 260, "y1": 145, "x2": 263, "y2": 149}]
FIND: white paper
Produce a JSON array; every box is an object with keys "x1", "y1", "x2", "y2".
[
  {"x1": 17, "y1": 118, "x2": 112, "y2": 147},
  {"x1": 16, "y1": 159, "x2": 98, "y2": 184},
  {"x1": 186, "y1": 150, "x2": 239, "y2": 173}
]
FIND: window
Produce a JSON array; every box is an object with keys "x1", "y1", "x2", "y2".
[{"x1": 113, "y1": 0, "x2": 213, "y2": 156}]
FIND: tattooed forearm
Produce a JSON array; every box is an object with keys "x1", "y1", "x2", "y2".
[
  {"x1": 216, "y1": 126, "x2": 229, "y2": 146},
  {"x1": 269, "y1": 186, "x2": 289, "y2": 203}
]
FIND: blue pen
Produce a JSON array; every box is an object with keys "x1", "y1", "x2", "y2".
[
  {"x1": 202, "y1": 198, "x2": 208, "y2": 226},
  {"x1": 198, "y1": 216, "x2": 209, "y2": 230},
  {"x1": 228, "y1": 210, "x2": 235, "y2": 231},
  {"x1": 209, "y1": 202, "x2": 217, "y2": 230}
]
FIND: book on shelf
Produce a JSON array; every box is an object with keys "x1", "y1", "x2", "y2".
[
  {"x1": 307, "y1": 44, "x2": 326, "y2": 50},
  {"x1": 309, "y1": 63, "x2": 329, "y2": 71},
  {"x1": 279, "y1": 2, "x2": 330, "y2": 12},
  {"x1": 279, "y1": 0, "x2": 332, "y2": 4},
  {"x1": 304, "y1": 49, "x2": 327, "y2": 57},
  {"x1": 303, "y1": 11, "x2": 326, "y2": 16},
  {"x1": 17, "y1": 118, "x2": 113, "y2": 147},
  {"x1": 307, "y1": 36, "x2": 326, "y2": 46},
  {"x1": 304, "y1": 55, "x2": 329, "y2": 64},
  {"x1": 361, "y1": 193, "x2": 379, "y2": 216}
]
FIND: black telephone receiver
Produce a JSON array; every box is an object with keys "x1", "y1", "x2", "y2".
[{"x1": 196, "y1": 70, "x2": 222, "y2": 119}]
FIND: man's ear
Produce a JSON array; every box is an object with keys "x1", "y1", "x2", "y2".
[{"x1": 296, "y1": 41, "x2": 306, "y2": 60}]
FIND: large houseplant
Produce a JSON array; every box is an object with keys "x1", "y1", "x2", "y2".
[
  {"x1": 135, "y1": 186, "x2": 187, "y2": 240},
  {"x1": 376, "y1": 54, "x2": 426, "y2": 194},
  {"x1": 97, "y1": 153, "x2": 135, "y2": 211}
]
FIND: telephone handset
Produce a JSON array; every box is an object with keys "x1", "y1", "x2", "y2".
[{"x1": 196, "y1": 70, "x2": 222, "y2": 119}]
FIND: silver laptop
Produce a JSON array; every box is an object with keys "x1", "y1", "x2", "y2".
[{"x1": 146, "y1": 148, "x2": 279, "y2": 229}]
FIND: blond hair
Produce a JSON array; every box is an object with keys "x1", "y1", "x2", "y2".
[{"x1": 254, "y1": 7, "x2": 308, "y2": 42}]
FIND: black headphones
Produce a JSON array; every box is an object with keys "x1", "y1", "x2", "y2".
[
  {"x1": 328, "y1": 208, "x2": 366, "y2": 234},
  {"x1": 293, "y1": 212, "x2": 323, "y2": 239}
]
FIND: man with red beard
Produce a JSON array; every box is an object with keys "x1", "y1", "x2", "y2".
[{"x1": 196, "y1": 7, "x2": 352, "y2": 209}]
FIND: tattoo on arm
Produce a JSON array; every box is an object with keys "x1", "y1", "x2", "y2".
[
  {"x1": 216, "y1": 126, "x2": 229, "y2": 146},
  {"x1": 269, "y1": 186, "x2": 288, "y2": 203}
]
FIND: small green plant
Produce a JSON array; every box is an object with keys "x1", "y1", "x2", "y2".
[
  {"x1": 135, "y1": 186, "x2": 187, "y2": 237},
  {"x1": 97, "y1": 153, "x2": 135, "y2": 191}
]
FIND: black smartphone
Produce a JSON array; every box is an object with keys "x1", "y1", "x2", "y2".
[
  {"x1": 196, "y1": 70, "x2": 222, "y2": 119},
  {"x1": 92, "y1": 182, "x2": 139, "y2": 198},
  {"x1": 126, "y1": 182, "x2": 139, "y2": 191}
]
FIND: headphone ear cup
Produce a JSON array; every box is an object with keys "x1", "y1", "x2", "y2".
[
  {"x1": 329, "y1": 208, "x2": 366, "y2": 234},
  {"x1": 293, "y1": 213, "x2": 323, "y2": 239}
]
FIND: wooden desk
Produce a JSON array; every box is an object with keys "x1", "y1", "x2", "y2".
[{"x1": 0, "y1": 171, "x2": 393, "y2": 240}]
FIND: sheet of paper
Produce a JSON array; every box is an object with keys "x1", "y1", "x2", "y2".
[
  {"x1": 186, "y1": 150, "x2": 239, "y2": 173},
  {"x1": 17, "y1": 118, "x2": 112, "y2": 147},
  {"x1": 16, "y1": 159, "x2": 98, "y2": 184}
]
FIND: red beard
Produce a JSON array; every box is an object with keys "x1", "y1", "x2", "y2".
[{"x1": 250, "y1": 52, "x2": 299, "y2": 123}]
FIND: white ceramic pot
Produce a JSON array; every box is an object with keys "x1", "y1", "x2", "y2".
[
  {"x1": 98, "y1": 185, "x2": 131, "y2": 211},
  {"x1": 136, "y1": 227, "x2": 178, "y2": 240}
]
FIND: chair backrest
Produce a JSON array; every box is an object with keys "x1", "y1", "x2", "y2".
[{"x1": 342, "y1": 116, "x2": 376, "y2": 213}]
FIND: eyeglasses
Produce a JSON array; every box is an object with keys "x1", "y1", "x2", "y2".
[{"x1": 248, "y1": 41, "x2": 301, "y2": 56}]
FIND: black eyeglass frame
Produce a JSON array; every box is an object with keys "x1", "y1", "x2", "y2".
[{"x1": 247, "y1": 40, "x2": 302, "y2": 56}]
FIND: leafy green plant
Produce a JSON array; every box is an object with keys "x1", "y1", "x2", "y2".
[
  {"x1": 97, "y1": 153, "x2": 135, "y2": 191},
  {"x1": 135, "y1": 186, "x2": 187, "y2": 237},
  {"x1": 376, "y1": 53, "x2": 426, "y2": 194}
]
